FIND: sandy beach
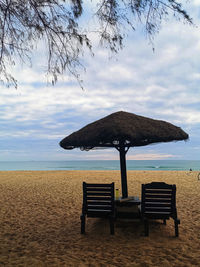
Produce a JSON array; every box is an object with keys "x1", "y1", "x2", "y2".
[{"x1": 0, "y1": 170, "x2": 199, "y2": 266}]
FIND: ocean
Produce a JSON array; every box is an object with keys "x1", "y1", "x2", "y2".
[{"x1": 0, "y1": 160, "x2": 199, "y2": 171}]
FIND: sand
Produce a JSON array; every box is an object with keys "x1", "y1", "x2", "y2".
[{"x1": 0, "y1": 170, "x2": 200, "y2": 266}]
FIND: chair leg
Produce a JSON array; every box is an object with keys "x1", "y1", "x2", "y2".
[
  {"x1": 174, "y1": 219, "x2": 180, "y2": 237},
  {"x1": 81, "y1": 214, "x2": 86, "y2": 234},
  {"x1": 144, "y1": 219, "x2": 149, "y2": 236},
  {"x1": 109, "y1": 217, "x2": 115, "y2": 235}
]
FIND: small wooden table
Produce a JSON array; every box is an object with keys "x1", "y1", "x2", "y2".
[{"x1": 115, "y1": 196, "x2": 141, "y2": 219}]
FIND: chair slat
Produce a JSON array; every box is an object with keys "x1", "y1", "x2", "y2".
[
  {"x1": 144, "y1": 182, "x2": 173, "y2": 189},
  {"x1": 145, "y1": 202, "x2": 171, "y2": 208},
  {"x1": 145, "y1": 198, "x2": 171, "y2": 203},
  {"x1": 86, "y1": 188, "x2": 112, "y2": 192},
  {"x1": 87, "y1": 205, "x2": 112, "y2": 210},
  {"x1": 87, "y1": 200, "x2": 112, "y2": 205},
  {"x1": 86, "y1": 196, "x2": 112, "y2": 201},
  {"x1": 145, "y1": 211, "x2": 170, "y2": 216},
  {"x1": 145, "y1": 207, "x2": 171, "y2": 212},
  {"x1": 87, "y1": 211, "x2": 112, "y2": 217},
  {"x1": 86, "y1": 192, "x2": 112, "y2": 196},
  {"x1": 86, "y1": 183, "x2": 113, "y2": 188},
  {"x1": 145, "y1": 194, "x2": 172, "y2": 199},
  {"x1": 145, "y1": 189, "x2": 172, "y2": 194}
]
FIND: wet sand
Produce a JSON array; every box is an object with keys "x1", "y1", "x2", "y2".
[{"x1": 0, "y1": 170, "x2": 199, "y2": 266}]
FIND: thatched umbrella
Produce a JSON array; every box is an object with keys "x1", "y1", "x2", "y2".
[{"x1": 59, "y1": 111, "x2": 189, "y2": 198}]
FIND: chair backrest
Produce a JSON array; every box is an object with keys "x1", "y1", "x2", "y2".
[
  {"x1": 141, "y1": 182, "x2": 176, "y2": 219},
  {"x1": 82, "y1": 182, "x2": 115, "y2": 216}
]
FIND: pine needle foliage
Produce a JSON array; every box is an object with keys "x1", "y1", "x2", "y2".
[{"x1": 0, "y1": 0, "x2": 192, "y2": 88}]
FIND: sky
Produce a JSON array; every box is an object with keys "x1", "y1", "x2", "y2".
[{"x1": 0, "y1": 1, "x2": 200, "y2": 161}]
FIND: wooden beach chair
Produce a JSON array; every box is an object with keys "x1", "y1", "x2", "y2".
[
  {"x1": 80, "y1": 182, "x2": 115, "y2": 235},
  {"x1": 141, "y1": 182, "x2": 180, "y2": 237}
]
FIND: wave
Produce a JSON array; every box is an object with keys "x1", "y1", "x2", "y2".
[{"x1": 148, "y1": 165, "x2": 171, "y2": 169}]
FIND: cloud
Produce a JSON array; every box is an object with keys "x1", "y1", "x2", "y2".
[
  {"x1": 192, "y1": 0, "x2": 200, "y2": 7},
  {"x1": 47, "y1": 149, "x2": 177, "y2": 161},
  {"x1": 127, "y1": 153, "x2": 175, "y2": 160},
  {"x1": 0, "y1": 4, "x2": 200, "y2": 160}
]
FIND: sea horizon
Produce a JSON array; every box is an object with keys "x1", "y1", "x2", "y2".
[{"x1": 0, "y1": 160, "x2": 199, "y2": 171}]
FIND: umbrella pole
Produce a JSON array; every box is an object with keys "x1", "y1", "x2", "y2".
[{"x1": 119, "y1": 146, "x2": 128, "y2": 198}]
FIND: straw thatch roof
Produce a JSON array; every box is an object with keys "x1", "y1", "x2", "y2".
[{"x1": 59, "y1": 111, "x2": 189, "y2": 150}]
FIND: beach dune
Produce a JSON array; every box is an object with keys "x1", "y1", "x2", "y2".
[{"x1": 0, "y1": 170, "x2": 200, "y2": 266}]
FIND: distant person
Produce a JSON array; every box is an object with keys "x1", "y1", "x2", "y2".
[{"x1": 189, "y1": 168, "x2": 192, "y2": 171}]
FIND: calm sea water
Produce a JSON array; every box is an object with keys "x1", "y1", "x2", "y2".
[{"x1": 0, "y1": 160, "x2": 199, "y2": 171}]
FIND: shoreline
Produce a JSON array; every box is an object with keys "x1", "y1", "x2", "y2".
[{"x1": 0, "y1": 171, "x2": 199, "y2": 266}]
